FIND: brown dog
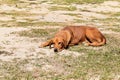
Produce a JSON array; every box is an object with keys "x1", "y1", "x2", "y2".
[{"x1": 40, "y1": 26, "x2": 106, "y2": 52}]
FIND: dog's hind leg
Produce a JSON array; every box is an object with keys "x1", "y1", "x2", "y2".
[
  {"x1": 85, "y1": 39, "x2": 103, "y2": 46},
  {"x1": 87, "y1": 42, "x2": 98, "y2": 46},
  {"x1": 85, "y1": 29, "x2": 106, "y2": 46},
  {"x1": 87, "y1": 38, "x2": 106, "y2": 46}
]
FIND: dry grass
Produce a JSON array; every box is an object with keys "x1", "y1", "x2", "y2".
[
  {"x1": 0, "y1": 0, "x2": 120, "y2": 80},
  {"x1": 13, "y1": 28, "x2": 57, "y2": 38},
  {"x1": 49, "y1": 6, "x2": 77, "y2": 11},
  {"x1": 51, "y1": 0, "x2": 108, "y2": 4}
]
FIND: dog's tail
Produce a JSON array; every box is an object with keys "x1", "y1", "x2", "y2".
[
  {"x1": 97, "y1": 37, "x2": 106, "y2": 46},
  {"x1": 89, "y1": 36, "x2": 106, "y2": 46},
  {"x1": 90, "y1": 37, "x2": 106, "y2": 46}
]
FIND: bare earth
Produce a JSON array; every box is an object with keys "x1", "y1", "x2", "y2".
[
  {"x1": 0, "y1": 1, "x2": 120, "y2": 61},
  {"x1": 0, "y1": 0, "x2": 120, "y2": 80}
]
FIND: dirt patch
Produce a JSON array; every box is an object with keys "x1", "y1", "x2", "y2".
[
  {"x1": 0, "y1": 0, "x2": 119, "y2": 62},
  {"x1": 0, "y1": 0, "x2": 120, "y2": 80},
  {"x1": 0, "y1": 27, "x2": 83, "y2": 61}
]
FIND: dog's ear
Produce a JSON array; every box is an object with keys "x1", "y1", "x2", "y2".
[
  {"x1": 63, "y1": 30, "x2": 71, "y2": 48},
  {"x1": 63, "y1": 40, "x2": 68, "y2": 49},
  {"x1": 48, "y1": 39, "x2": 54, "y2": 49},
  {"x1": 40, "y1": 39, "x2": 53, "y2": 48}
]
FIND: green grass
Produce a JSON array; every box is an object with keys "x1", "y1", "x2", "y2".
[
  {"x1": 0, "y1": 59, "x2": 34, "y2": 80},
  {"x1": 112, "y1": 12, "x2": 120, "y2": 16},
  {"x1": 107, "y1": 27, "x2": 120, "y2": 32},
  {"x1": 0, "y1": 12, "x2": 37, "y2": 17},
  {"x1": 49, "y1": 6, "x2": 77, "y2": 11},
  {"x1": 64, "y1": 13, "x2": 81, "y2": 17},
  {"x1": 51, "y1": 0, "x2": 109, "y2": 4},
  {"x1": 16, "y1": 22, "x2": 65, "y2": 27},
  {"x1": 67, "y1": 34, "x2": 120, "y2": 80},
  {"x1": 14, "y1": 28, "x2": 57, "y2": 38},
  {"x1": 90, "y1": 15, "x2": 120, "y2": 31},
  {"x1": 1, "y1": 0, "x2": 120, "y2": 5},
  {"x1": 0, "y1": 21, "x2": 66, "y2": 27},
  {"x1": 74, "y1": 19, "x2": 87, "y2": 23},
  {"x1": 0, "y1": 0, "x2": 19, "y2": 4}
]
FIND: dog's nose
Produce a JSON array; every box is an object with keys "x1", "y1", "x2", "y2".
[{"x1": 54, "y1": 48, "x2": 58, "y2": 52}]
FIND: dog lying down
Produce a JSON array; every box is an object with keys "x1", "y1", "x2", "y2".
[{"x1": 39, "y1": 25, "x2": 106, "y2": 52}]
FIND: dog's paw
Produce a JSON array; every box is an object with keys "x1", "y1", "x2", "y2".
[
  {"x1": 84, "y1": 43, "x2": 90, "y2": 46},
  {"x1": 39, "y1": 44, "x2": 44, "y2": 48}
]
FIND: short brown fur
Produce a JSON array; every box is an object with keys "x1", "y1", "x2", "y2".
[{"x1": 40, "y1": 26, "x2": 106, "y2": 52}]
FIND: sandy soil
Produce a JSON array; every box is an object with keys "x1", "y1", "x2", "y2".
[
  {"x1": 0, "y1": 1, "x2": 120, "y2": 61},
  {"x1": 0, "y1": 27, "x2": 82, "y2": 61}
]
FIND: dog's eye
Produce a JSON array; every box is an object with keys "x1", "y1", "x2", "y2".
[{"x1": 58, "y1": 42, "x2": 62, "y2": 45}]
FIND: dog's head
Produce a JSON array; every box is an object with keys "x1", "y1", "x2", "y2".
[
  {"x1": 47, "y1": 30, "x2": 71, "y2": 52},
  {"x1": 51, "y1": 37, "x2": 67, "y2": 52},
  {"x1": 48, "y1": 37, "x2": 66, "y2": 52}
]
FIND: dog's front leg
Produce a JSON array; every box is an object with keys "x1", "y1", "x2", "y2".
[{"x1": 39, "y1": 39, "x2": 53, "y2": 48}]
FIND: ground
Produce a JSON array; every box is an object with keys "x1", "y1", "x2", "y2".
[{"x1": 0, "y1": 0, "x2": 120, "y2": 80}]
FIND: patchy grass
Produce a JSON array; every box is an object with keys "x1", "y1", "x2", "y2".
[
  {"x1": 0, "y1": 51, "x2": 13, "y2": 55},
  {"x1": 0, "y1": 12, "x2": 37, "y2": 17},
  {"x1": 15, "y1": 28, "x2": 58, "y2": 38},
  {"x1": 64, "y1": 13, "x2": 81, "y2": 17},
  {"x1": 92, "y1": 17, "x2": 120, "y2": 26},
  {"x1": 74, "y1": 19, "x2": 87, "y2": 23},
  {"x1": 10, "y1": 27, "x2": 120, "y2": 79},
  {"x1": 51, "y1": 0, "x2": 108, "y2": 4},
  {"x1": 0, "y1": 21, "x2": 66, "y2": 27},
  {"x1": 67, "y1": 34, "x2": 120, "y2": 79},
  {"x1": 0, "y1": 33, "x2": 120, "y2": 80},
  {"x1": 49, "y1": 6, "x2": 77, "y2": 11},
  {"x1": 0, "y1": 55, "x2": 74, "y2": 79},
  {"x1": 0, "y1": 0, "x2": 120, "y2": 80},
  {"x1": 107, "y1": 27, "x2": 120, "y2": 32},
  {"x1": 1, "y1": 26, "x2": 120, "y2": 80},
  {"x1": 0, "y1": 59, "x2": 34, "y2": 80},
  {"x1": 112, "y1": 12, "x2": 120, "y2": 17},
  {"x1": 16, "y1": 21, "x2": 66, "y2": 27},
  {"x1": 0, "y1": 0, "x2": 19, "y2": 4}
]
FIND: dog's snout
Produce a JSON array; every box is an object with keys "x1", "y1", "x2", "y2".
[{"x1": 54, "y1": 48, "x2": 58, "y2": 52}]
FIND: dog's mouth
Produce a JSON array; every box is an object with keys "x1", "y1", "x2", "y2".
[
  {"x1": 54, "y1": 48, "x2": 63, "y2": 52},
  {"x1": 54, "y1": 48, "x2": 58, "y2": 52},
  {"x1": 49, "y1": 44, "x2": 64, "y2": 52}
]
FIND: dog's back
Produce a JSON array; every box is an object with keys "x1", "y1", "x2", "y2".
[{"x1": 62, "y1": 25, "x2": 106, "y2": 46}]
